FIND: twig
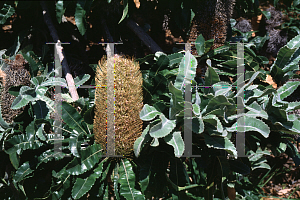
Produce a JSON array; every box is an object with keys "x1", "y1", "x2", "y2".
[
  {"x1": 40, "y1": 1, "x2": 79, "y2": 101},
  {"x1": 126, "y1": 19, "x2": 163, "y2": 53}
]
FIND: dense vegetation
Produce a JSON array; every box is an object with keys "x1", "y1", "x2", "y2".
[{"x1": 0, "y1": 0, "x2": 300, "y2": 199}]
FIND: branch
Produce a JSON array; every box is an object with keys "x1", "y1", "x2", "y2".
[
  {"x1": 126, "y1": 19, "x2": 163, "y2": 54},
  {"x1": 40, "y1": 1, "x2": 79, "y2": 101}
]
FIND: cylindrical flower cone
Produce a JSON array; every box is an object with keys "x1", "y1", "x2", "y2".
[{"x1": 93, "y1": 56, "x2": 143, "y2": 157}]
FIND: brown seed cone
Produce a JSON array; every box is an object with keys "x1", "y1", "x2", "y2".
[
  {"x1": 188, "y1": 0, "x2": 235, "y2": 79},
  {"x1": 93, "y1": 56, "x2": 143, "y2": 157},
  {"x1": 188, "y1": 0, "x2": 236, "y2": 53},
  {"x1": 0, "y1": 54, "x2": 31, "y2": 124}
]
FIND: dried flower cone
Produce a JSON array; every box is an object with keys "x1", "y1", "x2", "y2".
[
  {"x1": 93, "y1": 56, "x2": 143, "y2": 157},
  {"x1": 0, "y1": 54, "x2": 31, "y2": 123}
]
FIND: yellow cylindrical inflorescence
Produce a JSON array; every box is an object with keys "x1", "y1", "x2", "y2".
[{"x1": 93, "y1": 56, "x2": 143, "y2": 157}]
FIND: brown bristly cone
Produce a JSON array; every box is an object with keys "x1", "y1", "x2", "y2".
[
  {"x1": 0, "y1": 54, "x2": 31, "y2": 123},
  {"x1": 188, "y1": 0, "x2": 235, "y2": 78},
  {"x1": 93, "y1": 56, "x2": 143, "y2": 157}
]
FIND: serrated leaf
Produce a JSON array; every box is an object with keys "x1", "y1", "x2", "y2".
[
  {"x1": 66, "y1": 144, "x2": 102, "y2": 175},
  {"x1": 140, "y1": 104, "x2": 161, "y2": 121},
  {"x1": 276, "y1": 81, "x2": 300, "y2": 101},
  {"x1": 203, "y1": 115, "x2": 223, "y2": 133},
  {"x1": 149, "y1": 114, "x2": 176, "y2": 138},
  {"x1": 61, "y1": 101, "x2": 89, "y2": 134},
  {"x1": 13, "y1": 161, "x2": 34, "y2": 184},
  {"x1": 167, "y1": 52, "x2": 184, "y2": 67},
  {"x1": 74, "y1": 74, "x2": 90, "y2": 86},
  {"x1": 174, "y1": 51, "x2": 197, "y2": 90},
  {"x1": 40, "y1": 77, "x2": 68, "y2": 88},
  {"x1": 72, "y1": 167, "x2": 102, "y2": 200},
  {"x1": 134, "y1": 124, "x2": 151, "y2": 157},
  {"x1": 0, "y1": 4, "x2": 15, "y2": 24},
  {"x1": 164, "y1": 131, "x2": 185, "y2": 157},
  {"x1": 10, "y1": 91, "x2": 30, "y2": 110},
  {"x1": 203, "y1": 134, "x2": 237, "y2": 158},
  {"x1": 118, "y1": 159, "x2": 145, "y2": 200},
  {"x1": 169, "y1": 81, "x2": 185, "y2": 119},
  {"x1": 228, "y1": 116, "x2": 270, "y2": 138},
  {"x1": 5, "y1": 124, "x2": 44, "y2": 155},
  {"x1": 204, "y1": 65, "x2": 220, "y2": 94}
]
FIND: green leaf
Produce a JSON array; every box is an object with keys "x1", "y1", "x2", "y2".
[
  {"x1": 235, "y1": 71, "x2": 261, "y2": 98},
  {"x1": 72, "y1": 173, "x2": 99, "y2": 199},
  {"x1": 5, "y1": 123, "x2": 44, "y2": 155},
  {"x1": 36, "y1": 124, "x2": 47, "y2": 141},
  {"x1": 150, "y1": 137, "x2": 159, "y2": 147},
  {"x1": 113, "y1": 164, "x2": 121, "y2": 200},
  {"x1": 134, "y1": 124, "x2": 151, "y2": 157},
  {"x1": 205, "y1": 95, "x2": 232, "y2": 114},
  {"x1": 8, "y1": 85, "x2": 22, "y2": 97},
  {"x1": 66, "y1": 144, "x2": 103, "y2": 175},
  {"x1": 56, "y1": 1, "x2": 68, "y2": 24},
  {"x1": 69, "y1": 129, "x2": 85, "y2": 157},
  {"x1": 140, "y1": 104, "x2": 161, "y2": 121},
  {"x1": 118, "y1": 159, "x2": 145, "y2": 200},
  {"x1": 164, "y1": 131, "x2": 185, "y2": 157},
  {"x1": 9, "y1": 152, "x2": 19, "y2": 169},
  {"x1": 13, "y1": 161, "x2": 34, "y2": 184},
  {"x1": 21, "y1": 51, "x2": 42, "y2": 77},
  {"x1": 36, "y1": 149, "x2": 66, "y2": 169},
  {"x1": 174, "y1": 51, "x2": 197, "y2": 90},
  {"x1": 118, "y1": 0, "x2": 128, "y2": 24},
  {"x1": 169, "y1": 82, "x2": 185, "y2": 120},
  {"x1": 61, "y1": 101, "x2": 89, "y2": 134},
  {"x1": 192, "y1": 117, "x2": 204, "y2": 134},
  {"x1": 276, "y1": 81, "x2": 300, "y2": 101},
  {"x1": 204, "y1": 65, "x2": 220, "y2": 94},
  {"x1": 261, "y1": 11, "x2": 271, "y2": 20},
  {"x1": 195, "y1": 34, "x2": 205, "y2": 56},
  {"x1": 40, "y1": 77, "x2": 68, "y2": 88},
  {"x1": 212, "y1": 82, "x2": 232, "y2": 96},
  {"x1": 286, "y1": 34, "x2": 300, "y2": 49},
  {"x1": 10, "y1": 88, "x2": 30, "y2": 110},
  {"x1": 228, "y1": 116, "x2": 270, "y2": 138},
  {"x1": 33, "y1": 100, "x2": 50, "y2": 119},
  {"x1": 167, "y1": 52, "x2": 184, "y2": 67},
  {"x1": 203, "y1": 134, "x2": 237, "y2": 158},
  {"x1": 75, "y1": 3, "x2": 86, "y2": 35},
  {"x1": 294, "y1": 0, "x2": 300, "y2": 6},
  {"x1": 203, "y1": 115, "x2": 223, "y2": 133},
  {"x1": 245, "y1": 101, "x2": 268, "y2": 119},
  {"x1": 273, "y1": 47, "x2": 297, "y2": 70},
  {"x1": 149, "y1": 114, "x2": 176, "y2": 138},
  {"x1": 0, "y1": 4, "x2": 15, "y2": 24},
  {"x1": 74, "y1": 74, "x2": 90, "y2": 86}
]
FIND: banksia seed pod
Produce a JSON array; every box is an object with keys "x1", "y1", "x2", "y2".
[
  {"x1": 189, "y1": 0, "x2": 235, "y2": 79},
  {"x1": 93, "y1": 56, "x2": 143, "y2": 157},
  {"x1": 0, "y1": 54, "x2": 31, "y2": 123},
  {"x1": 188, "y1": 0, "x2": 236, "y2": 53},
  {"x1": 234, "y1": 18, "x2": 253, "y2": 33}
]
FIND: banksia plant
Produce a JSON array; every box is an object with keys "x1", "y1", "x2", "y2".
[
  {"x1": 0, "y1": 54, "x2": 31, "y2": 123},
  {"x1": 93, "y1": 56, "x2": 143, "y2": 157}
]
